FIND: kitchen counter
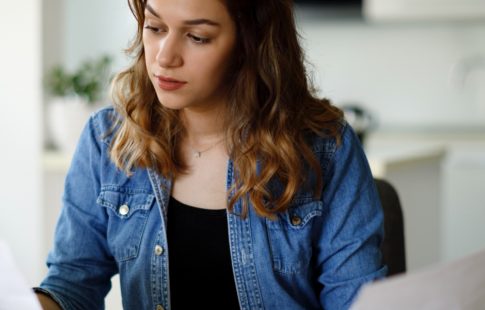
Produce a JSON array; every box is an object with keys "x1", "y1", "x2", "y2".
[{"x1": 366, "y1": 143, "x2": 446, "y2": 178}]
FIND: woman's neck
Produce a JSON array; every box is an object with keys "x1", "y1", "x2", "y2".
[{"x1": 180, "y1": 106, "x2": 226, "y2": 145}]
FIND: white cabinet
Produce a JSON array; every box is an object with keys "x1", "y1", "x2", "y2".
[
  {"x1": 365, "y1": 0, "x2": 485, "y2": 21},
  {"x1": 442, "y1": 146, "x2": 485, "y2": 262}
]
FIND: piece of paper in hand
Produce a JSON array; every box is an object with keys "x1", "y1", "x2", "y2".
[
  {"x1": 0, "y1": 240, "x2": 42, "y2": 310},
  {"x1": 350, "y1": 247, "x2": 485, "y2": 310}
]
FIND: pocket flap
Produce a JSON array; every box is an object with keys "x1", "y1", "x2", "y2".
[
  {"x1": 97, "y1": 187, "x2": 155, "y2": 218},
  {"x1": 268, "y1": 200, "x2": 324, "y2": 230}
]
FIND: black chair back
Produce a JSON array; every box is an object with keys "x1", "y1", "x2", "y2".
[{"x1": 374, "y1": 178, "x2": 406, "y2": 276}]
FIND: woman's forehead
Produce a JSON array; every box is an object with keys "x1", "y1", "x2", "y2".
[{"x1": 144, "y1": 0, "x2": 232, "y2": 23}]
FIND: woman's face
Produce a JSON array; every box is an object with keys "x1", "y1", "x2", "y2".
[{"x1": 143, "y1": 0, "x2": 237, "y2": 112}]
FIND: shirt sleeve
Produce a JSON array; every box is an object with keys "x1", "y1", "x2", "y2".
[
  {"x1": 38, "y1": 112, "x2": 118, "y2": 310},
  {"x1": 315, "y1": 123, "x2": 388, "y2": 310}
]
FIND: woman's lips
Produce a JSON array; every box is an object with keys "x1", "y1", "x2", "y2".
[{"x1": 155, "y1": 75, "x2": 187, "y2": 91}]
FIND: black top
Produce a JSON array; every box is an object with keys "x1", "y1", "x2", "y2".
[{"x1": 167, "y1": 196, "x2": 240, "y2": 310}]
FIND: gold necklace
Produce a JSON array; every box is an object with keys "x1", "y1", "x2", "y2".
[{"x1": 189, "y1": 139, "x2": 224, "y2": 158}]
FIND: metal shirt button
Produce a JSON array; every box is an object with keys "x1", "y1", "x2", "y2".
[
  {"x1": 154, "y1": 245, "x2": 164, "y2": 256},
  {"x1": 290, "y1": 215, "x2": 302, "y2": 226},
  {"x1": 119, "y1": 204, "x2": 130, "y2": 216},
  {"x1": 156, "y1": 305, "x2": 164, "y2": 310}
]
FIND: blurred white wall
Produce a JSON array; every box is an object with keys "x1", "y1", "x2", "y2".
[
  {"x1": 296, "y1": 16, "x2": 485, "y2": 129},
  {"x1": 60, "y1": 0, "x2": 135, "y2": 74},
  {"x1": 0, "y1": 0, "x2": 43, "y2": 284}
]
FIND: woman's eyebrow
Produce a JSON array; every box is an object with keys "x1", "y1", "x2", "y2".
[
  {"x1": 145, "y1": 3, "x2": 220, "y2": 27},
  {"x1": 183, "y1": 19, "x2": 220, "y2": 27}
]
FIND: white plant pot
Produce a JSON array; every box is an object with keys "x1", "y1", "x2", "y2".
[{"x1": 47, "y1": 97, "x2": 100, "y2": 155}]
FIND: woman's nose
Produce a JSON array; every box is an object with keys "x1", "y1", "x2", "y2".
[{"x1": 156, "y1": 34, "x2": 183, "y2": 68}]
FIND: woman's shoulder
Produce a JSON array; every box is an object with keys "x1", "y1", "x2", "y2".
[
  {"x1": 91, "y1": 105, "x2": 119, "y2": 131},
  {"x1": 89, "y1": 105, "x2": 121, "y2": 146},
  {"x1": 308, "y1": 119, "x2": 354, "y2": 154},
  {"x1": 307, "y1": 119, "x2": 367, "y2": 176}
]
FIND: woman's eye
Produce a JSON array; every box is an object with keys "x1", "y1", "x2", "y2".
[
  {"x1": 188, "y1": 34, "x2": 210, "y2": 44},
  {"x1": 144, "y1": 25, "x2": 162, "y2": 33}
]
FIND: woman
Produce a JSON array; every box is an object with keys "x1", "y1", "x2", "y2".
[{"x1": 36, "y1": 0, "x2": 386, "y2": 309}]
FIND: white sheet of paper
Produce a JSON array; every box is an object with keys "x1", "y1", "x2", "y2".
[
  {"x1": 0, "y1": 240, "x2": 42, "y2": 310},
  {"x1": 351, "y1": 247, "x2": 485, "y2": 310}
]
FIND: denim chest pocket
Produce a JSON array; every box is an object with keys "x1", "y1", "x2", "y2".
[
  {"x1": 266, "y1": 200, "x2": 323, "y2": 274},
  {"x1": 97, "y1": 188, "x2": 156, "y2": 262}
]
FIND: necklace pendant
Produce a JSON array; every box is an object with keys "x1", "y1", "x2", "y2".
[{"x1": 190, "y1": 138, "x2": 224, "y2": 159}]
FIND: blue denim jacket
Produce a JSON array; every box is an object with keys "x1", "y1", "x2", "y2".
[{"x1": 38, "y1": 107, "x2": 386, "y2": 310}]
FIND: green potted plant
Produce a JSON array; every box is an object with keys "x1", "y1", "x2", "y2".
[
  {"x1": 45, "y1": 54, "x2": 112, "y2": 104},
  {"x1": 45, "y1": 55, "x2": 112, "y2": 153}
]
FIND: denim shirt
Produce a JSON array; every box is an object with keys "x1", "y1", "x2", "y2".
[{"x1": 38, "y1": 107, "x2": 386, "y2": 310}]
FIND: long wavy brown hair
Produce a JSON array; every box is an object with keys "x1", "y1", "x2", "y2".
[{"x1": 110, "y1": 0, "x2": 344, "y2": 218}]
